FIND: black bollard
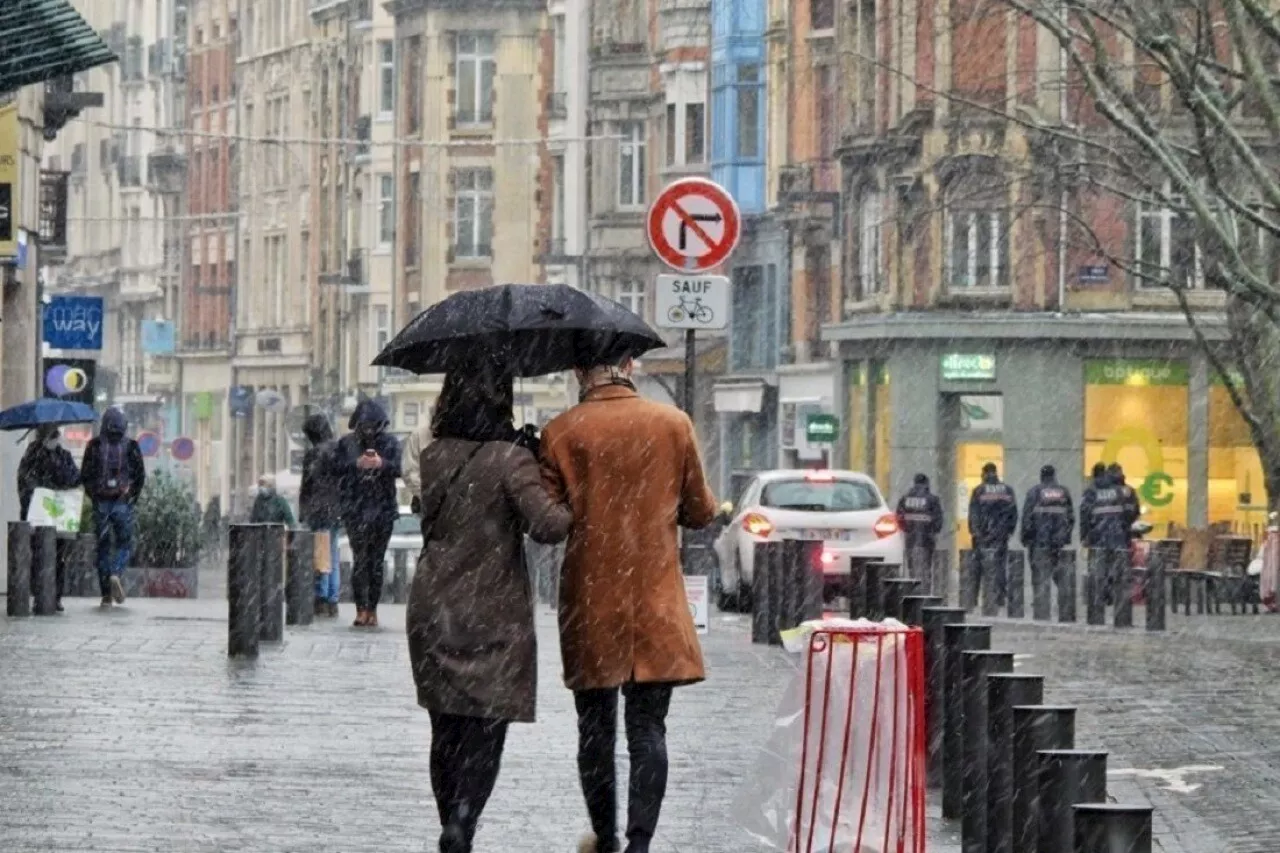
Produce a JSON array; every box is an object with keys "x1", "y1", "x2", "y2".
[
  {"x1": 1085, "y1": 550, "x2": 1106, "y2": 625},
  {"x1": 848, "y1": 557, "x2": 869, "y2": 618},
  {"x1": 933, "y1": 549, "x2": 953, "y2": 606},
  {"x1": 258, "y1": 524, "x2": 286, "y2": 643},
  {"x1": 959, "y1": 549, "x2": 978, "y2": 611},
  {"x1": 6, "y1": 521, "x2": 32, "y2": 617},
  {"x1": 1073, "y1": 803, "x2": 1153, "y2": 853},
  {"x1": 751, "y1": 541, "x2": 774, "y2": 644},
  {"x1": 285, "y1": 529, "x2": 315, "y2": 627},
  {"x1": 1146, "y1": 545, "x2": 1167, "y2": 632},
  {"x1": 961, "y1": 650, "x2": 1015, "y2": 853},
  {"x1": 986, "y1": 674, "x2": 1045, "y2": 853},
  {"x1": 979, "y1": 549, "x2": 1005, "y2": 617},
  {"x1": 942, "y1": 623, "x2": 991, "y2": 817},
  {"x1": 777, "y1": 540, "x2": 800, "y2": 632},
  {"x1": 1012, "y1": 706, "x2": 1076, "y2": 853},
  {"x1": 1006, "y1": 550, "x2": 1026, "y2": 618},
  {"x1": 906, "y1": 545, "x2": 934, "y2": 595},
  {"x1": 1037, "y1": 750, "x2": 1108, "y2": 853},
  {"x1": 1029, "y1": 548, "x2": 1056, "y2": 621},
  {"x1": 392, "y1": 548, "x2": 411, "y2": 604},
  {"x1": 228, "y1": 524, "x2": 262, "y2": 658},
  {"x1": 791, "y1": 539, "x2": 824, "y2": 626},
  {"x1": 882, "y1": 578, "x2": 921, "y2": 621},
  {"x1": 922, "y1": 606, "x2": 965, "y2": 789},
  {"x1": 31, "y1": 526, "x2": 59, "y2": 616},
  {"x1": 767, "y1": 541, "x2": 786, "y2": 644},
  {"x1": 1112, "y1": 549, "x2": 1133, "y2": 628},
  {"x1": 1058, "y1": 549, "x2": 1078, "y2": 622},
  {"x1": 902, "y1": 594, "x2": 942, "y2": 628},
  {"x1": 866, "y1": 559, "x2": 886, "y2": 619}
]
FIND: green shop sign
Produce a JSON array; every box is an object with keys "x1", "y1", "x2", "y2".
[
  {"x1": 941, "y1": 353, "x2": 996, "y2": 381},
  {"x1": 806, "y1": 413, "x2": 839, "y2": 444},
  {"x1": 1084, "y1": 359, "x2": 1189, "y2": 386}
]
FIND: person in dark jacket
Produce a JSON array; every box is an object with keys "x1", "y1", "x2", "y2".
[
  {"x1": 968, "y1": 462, "x2": 1018, "y2": 606},
  {"x1": 1106, "y1": 463, "x2": 1142, "y2": 538},
  {"x1": 1021, "y1": 465, "x2": 1075, "y2": 552},
  {"x1": 80, "y1": 408, "x2": 146, "y2": 608},
  {"x1": 300, "y1": 413, "x2": 343, "y2": 617},
  {"x1": 18, "y1": 425, "x2": 82, "y2": 612},
  {"x1": 1080, "y1": 463, "x2": 1131, "y2": 605},
  {"x1": 249, "y1": 474, "x2": 296, "y2": 525},
  {"x1": 896, "y1": 473, "x2": 944, "y2": 581},
  {"x1": 335, "y1": 398, "x2": 402, "y2": 628}
]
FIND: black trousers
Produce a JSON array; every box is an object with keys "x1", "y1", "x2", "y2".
[
  {"x1": 348, "y1": 520, "x2": 393, "y2": 610},
  {"x1": 977, "y1": 543, "x2": 1010, "y2": 605},
  {"x1": 428, "y1": 711, "x2": 509, "y2": 851},
  {"x1": 575, "y1": 681, "x2": 674, "y2": 853}
]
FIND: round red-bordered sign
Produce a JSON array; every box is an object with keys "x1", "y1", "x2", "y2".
[{"x1": 646, "y1": 177, "x2": 742, "y2": 273}]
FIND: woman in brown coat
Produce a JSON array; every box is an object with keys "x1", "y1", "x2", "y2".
[{"x1": 407, "y1": 364, "x2": 572, "y2": 853}]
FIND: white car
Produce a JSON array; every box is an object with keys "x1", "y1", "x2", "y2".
[
  {"x1": 338, "y1": 507, "x2": 423, "y2": 569},
  {"x1": 712, "y1": 469, "x2": 905, "y2": 611}
]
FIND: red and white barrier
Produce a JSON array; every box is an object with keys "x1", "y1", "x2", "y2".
[{"x1": 733, "y1": 620, "x2": 927, "y2": 852}]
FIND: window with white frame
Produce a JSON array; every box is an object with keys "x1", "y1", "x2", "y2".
[
  {"x1": 453, "y1": 167, "x2": 494, "y2": 259},
  {"x1": 455, "y1": 33, "x2": 496, "y2": 126},
  {"x1": 945, "y1": 185, "x2": 1010, "y2": 290},
  {"x1": 378, "y1": 41, "x2": 395, "y2": 117},
  {"x1": 378, "y1": 174, "x2": 394, "y2": 246},
  {"x1": 1135, "y1": 191, "x2": 1201, "y2": 288},
  {"x1": 618, "y1": 122, "x2": 646, "y2": 208},
  {"x1": 618, "y1": 279, "x2": 647, "y2": 319},
  {"x1": 858, "y1": 190, "x2": 884, "y2": 296},
  {"x1": 374, "y1": 304, "x2": 391, "y2": 356},
  {"x1": 403, "y1": 401, "x2": 420, "y2": 428}
]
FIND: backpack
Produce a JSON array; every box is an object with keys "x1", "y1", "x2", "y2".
[{"x1": 97, "y1": 438, "x2": 132, "y2": 499}]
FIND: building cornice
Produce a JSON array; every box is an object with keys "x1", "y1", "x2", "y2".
[{"x1": 822, "y1": 311, "x2": 1230, "y2": 343}]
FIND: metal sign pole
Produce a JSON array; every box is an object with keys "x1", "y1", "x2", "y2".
[{"x1": 683, "y1": 330, "x2": 695, "y2": 418}]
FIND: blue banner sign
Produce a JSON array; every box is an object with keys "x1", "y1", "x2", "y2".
[
  {"x1": 142, "y1": 319, "x2": 176, "y2": 354},
  {"x1": 43, "y1": 295, "x2": 104, "y2": 350}
]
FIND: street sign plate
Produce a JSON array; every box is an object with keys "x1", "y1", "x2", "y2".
[
  {"x1": 170, "y1": 436, "x2": 195, "y2": 462},
  {"x1": 646, "y1": 177, "x2": 742, "y2": 273},
  {"x1": 684, "y1": 574, "x2": 709, "y2": 635},
  {"x1": 655, "y1": 274, "x2": 729, "y2": 330},
  {"x1": 805, "y1": 413, "x2": 839, "y2": 444},
  {"x1": 137, "y1": 431, "x2": 161, "y2": 458},
  {"x1": 43, "y1": 295, "x2": 104, "y2": 350}
]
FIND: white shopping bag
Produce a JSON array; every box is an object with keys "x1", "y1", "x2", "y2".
[{"x1": 29, "y1": 488, "x2": 84, "y2": 534}]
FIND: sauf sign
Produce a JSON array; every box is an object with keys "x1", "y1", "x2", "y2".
[{"x1": 43, "y1": 295, "x2": 105, "y2": 351}]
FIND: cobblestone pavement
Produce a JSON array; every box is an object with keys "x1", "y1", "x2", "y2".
[
  {"x1": 984, "y1": 610, "x2": 1280, "y2": 853},
  {"x1": 0, "y1": 596, "x2": 959, "y2": 853}
]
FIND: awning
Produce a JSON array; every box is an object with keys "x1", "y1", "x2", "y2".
[
  {"x1": 714, "y1": 380, "x2": 767, "y2": 414},
  {"x1": 0, "y1": 0, "x2": 116, "y2": 94}
]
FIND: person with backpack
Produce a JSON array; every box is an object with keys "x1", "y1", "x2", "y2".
[{"x1": 80, "y1": 408, "x2": 146, "y2": 608}]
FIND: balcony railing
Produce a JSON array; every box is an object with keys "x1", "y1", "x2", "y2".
[{"x1": 546, "y1": 91, "x2": 567, "y2": 119}]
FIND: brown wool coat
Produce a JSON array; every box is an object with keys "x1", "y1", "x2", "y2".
[
  {"x1": 407, "y1": 438, "x2": 572, "y2": 723},
  {"x1": 540, "y1": 384, "x2": 718, "y2": 691}
]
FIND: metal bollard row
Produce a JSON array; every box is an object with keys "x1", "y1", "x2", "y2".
[
  {"x1": 748, "y1": 539, "x2": 823, "y2": 646},
  {"x1": 6, "y1": 521, "x2": 89, "y2": 617},
  {"x1": 227, "y1": 523, "x2": 287, "y2": 657}
]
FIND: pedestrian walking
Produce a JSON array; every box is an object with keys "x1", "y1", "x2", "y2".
[
  {"x1": 249, "y1": 474, "x2": 296, "y2": 525},
  {"x1": 300, "y1": 414, "x2": 343, "y2": 618},
  {"x1": 540, "y1": 351, "x2": 718, "y2": 853},
  {"x1": 407, "y1": 364, "x2": 572, "y2": 853},
  {"x1": 79, "y1": 408, "x2": 146, "y2": 608},
  {"x1": 1080, "y1": 462, "x2": 1130, "y2": 603},
  {"x1": 968, "y1": 461, "x2": 1018, "y2": 607},
  {"x1": 335, "y1": 398, "x2": 402, "y2": 628},
  {"x1": 895, "y1": 473, "x2": 944, "y2": 586},
  {"x1": 17, "y1": 424, "x2": 81, "y2": 611}
]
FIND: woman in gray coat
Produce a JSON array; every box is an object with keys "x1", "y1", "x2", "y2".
[{"x1": 407, "y1": 363, "x2": 572, "y2": 853}]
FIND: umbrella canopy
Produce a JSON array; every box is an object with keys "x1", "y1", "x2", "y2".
[
  {"x1": 372, "y1": 284, "x2": 666, "y2": 377},
  {"x1": 0, "y1": 399, "x2": 97, "y2": 432}
]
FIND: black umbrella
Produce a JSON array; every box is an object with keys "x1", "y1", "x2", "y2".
[{"x1": 372, "y1": 284, "x2": 666, "y2": 377}]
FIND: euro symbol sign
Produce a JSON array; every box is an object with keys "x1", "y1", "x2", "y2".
[{"x1": 1140, "y1": 471, "x2": 1174, "y2": 507}]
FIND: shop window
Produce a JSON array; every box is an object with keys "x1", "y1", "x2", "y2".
[
  {"x1": 1083, "y1": 359, "x2": 1190, "y2": 535},
  {"x1": 1208, "y1": 378, "x2": 1267, "y2": 536}
]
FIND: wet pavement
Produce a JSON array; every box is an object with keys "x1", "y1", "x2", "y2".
[{"x1": 0, "y1": 594, "x2": 958, "y2": 853}]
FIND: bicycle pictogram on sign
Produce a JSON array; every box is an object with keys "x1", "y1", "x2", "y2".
[{"x1": 667, "y1": 294, "x2": 715, "y2": 325}]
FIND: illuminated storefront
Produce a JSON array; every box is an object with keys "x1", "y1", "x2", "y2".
[
  {"x1": 1208, "y1": 374, "x2": 1268, "y2": 536},
  {"x1": 844, "y1": 360, "x2": 892, "y2": 495}
]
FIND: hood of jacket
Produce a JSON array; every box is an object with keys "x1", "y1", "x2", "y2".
[
  {"x1": 302, "y1": 413, "x2": 334, "y2": 446},
  {"x1": 100, "y1": 407, "x2": 127, "y2": 440},
  {"x1": 348, "y1": 398, "x2": 389, "y2": 431},
  {"x1": 1093, "y1": 473, "x2": 1112, "y2": 489}
]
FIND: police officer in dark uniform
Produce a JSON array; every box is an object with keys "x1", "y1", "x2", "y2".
[
  {"x1": 968, "y1": 462, "x2": 1018, "y2": 607},
  {"x1": 1021, "y1": 465, "x2": 1075, "y2": 616},
  {"x1": 1080, "y1": 462, "x2": 1130, "y2": 605},
  {"x1": 1106, "y1": 463, "x2": 1142, "y2": 537},
  {"x1": 896, "y1": 473, "x2": 944, "y2": 587}
]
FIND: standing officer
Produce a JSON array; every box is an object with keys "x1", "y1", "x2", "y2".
[
  {"x1": 1106, "y1": 463, "x2": 1142, "y2": 537},
  {"x1": 1021, "y1": 465, "x2": 1075, "y2": 616},
  {"x1": 1080, "y1": 462, "x2": 1129, "y2": 605},
  {"x1": 896, "y1": 473, "x2": 944, "y2": 590},
  {"x1": 968, "y1": 462, "x2": 1018, "y2": 608}
]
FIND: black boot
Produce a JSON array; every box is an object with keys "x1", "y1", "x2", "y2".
[{"x1": 439, "y1": 824, "x2": 468, "y2": 853}]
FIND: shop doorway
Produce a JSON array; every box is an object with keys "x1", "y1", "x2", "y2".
[{"x1": 954, "y1": 442, "x2": 1005, "y2": 551}]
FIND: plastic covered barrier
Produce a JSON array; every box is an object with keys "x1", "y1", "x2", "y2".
[
  {"x1": 732, "y1": 618, "x2": 926, "y2": 853},
  {"x1": 1261, "y1": 524, "x2": 1278, "y2": 612}
]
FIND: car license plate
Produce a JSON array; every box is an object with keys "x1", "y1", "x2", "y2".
[{"x1": 794, "y1": 529, "x2": 855, "y2": 541}]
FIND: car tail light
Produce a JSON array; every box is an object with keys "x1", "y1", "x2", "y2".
[
  {"x1": 820, "y1": 550, "x2": 837, "y2": 566},
  {"x1": 742, "y1": 512, "x2": 774, "y2": 537},
  {"x1": 873, "y1": 514, "x2": 900, "y2": 538}
]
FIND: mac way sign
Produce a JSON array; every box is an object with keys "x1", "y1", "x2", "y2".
[
  {"x1": 43, "y1": 295, "x2": 104, "y2": 351},
  {"x1": 647, "y1": 177, "x2": 742, "y2": 273}
]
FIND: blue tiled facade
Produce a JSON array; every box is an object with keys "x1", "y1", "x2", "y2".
[{"x1": 710, "y1": 0, "x2": 765, "y2": 214}]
